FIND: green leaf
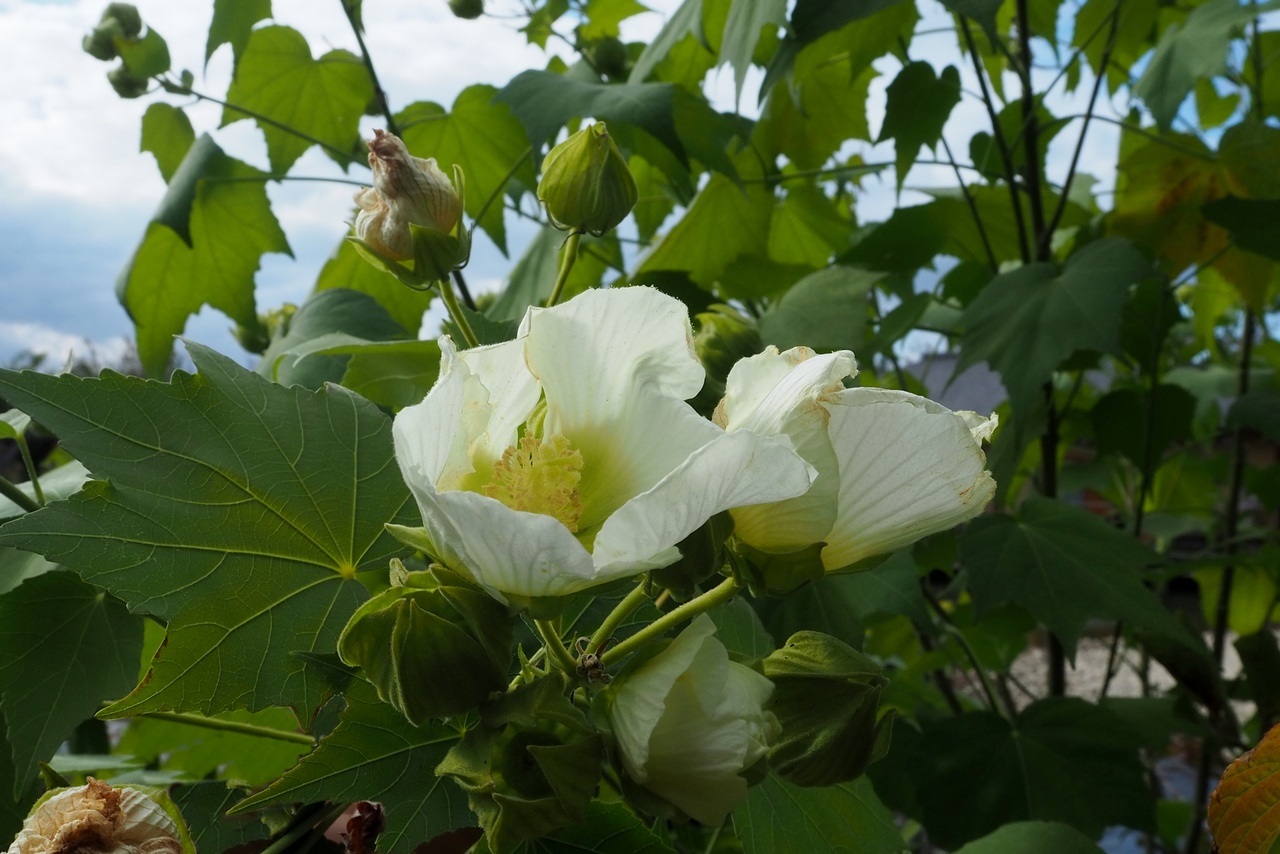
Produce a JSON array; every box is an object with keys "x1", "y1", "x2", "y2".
[
  {"x1": 140, "y1": 103, "x2": 195, "y2": 183},
  {"x1": 789, "y1": 0, "x2": 908, "y2": 45},
  {"x1": 398, "y1": 86, "x2": 535, "y2": 254},
  {"x1": 960, "y1": 496, "x2": 1203, "y2": 657},
  {"x1": 755, "y1": 66, "x2": 874, "y2": 170},
  {"x1": 629, "y1": 155, "x2": 676, "y2": 243},
  {"x1": 487, "y1": 227, "x2": 618, "y2": 322},
  {"x1": 116, "y1": 134, "x2": 291, "y2": 375},
  {"x1": 170, "y1": 782, "x2": 270, "y2": 852},
  {"x1": 1074, "y1": 0, "x2": 1157, "y2": 93},
  {"x1": 116, "y1": 707, "x2": 311, "y2": 787},
  {"x1": 952, "y1": 821, "x2": 1106, "y2": 853},
  {"x1": 957, "y1": 238, "x2": 1154, "y2": 409},
  {"x1": 845, "y1": 205, "x2": 946, "y2": 273},
  {"x1": 879, "y1": 62, "x2": 961, "y2": 190},
  {"x1": 759, "y1": 267, "x2": 877, "y2": 352},
  {"x1": 1133, "y1": 0, "x2": 1279, "y2": 130},
  {"x1": 0, "y1": 344, "x2": 413, "y2": 719},
  {"x1": 718, "y1": 0, "x2": 786, "y2": 100},
  {"x1": 1090, "y1": 384, "x2": 1197, "y2": 475},
  {"x1": 0, "y1": 719, "x2": 32, "y2": 842},
  {"x1": 315, "y1": 237, "x2": 435, "y2": 335},
  {"x1": 117, "y1": 27, "x2": 170, "y2": 77},
  {"x1": 522, "y1": 800, "x2": 675, "y2": 853},
  {"x1": 317, "y1": 339, "x2": 442, "y2": 410},
  {"x1": 1228, "y1": 390, "x2": 1280, "y2": 442},
  {"x1": 1195, "y1": 78, "x2": 1240, "y2": 128},
  {"x1": 734, "y1": 775, "x2": 906, "y2": 854},
  {"x1": 629, "y1": 0, "x2": 702, "y2": 83},
  {"x1": 708, "y1": 596, "x2": 775, "y2": 659},
  {"x1": 939, "y1": 0, "x2": 1002, "y2": 45},
  {"x1": 233, "y1": 682, "x2": 472, "y2": 854},
  {"x1": 222, "y1": 25, "x2": 372, "y2": 173},
  {"x1": 1203, "y1": 197, "x2": 1280, "y2": 262},
  {"x1": 258, "y1": 288, "x2": 408, "y2": 390},
  {"x1": 206, "y1": 0, "x2": 272, "y2": 64},
  {"x1": 580, "y1": 0, "x2": 650, "y2": 40},
  {"x1": 0, "y1": 571, "x2": 143, "y2": 795},
  {"x1": 912, "y1": 699, "x2": 1152, "y2": 848},
  {"x1": 768, "y1": 185, "x2": 850, "y2": 267},
  {"x1": 0, "y1": 548, "x2": 57, "y2": 597}
]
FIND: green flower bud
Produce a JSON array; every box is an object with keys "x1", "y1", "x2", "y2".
[
  {"x1": 337, "y1": 564, "x2": 512, "y2": 723},
  {"x1": 762, "y1": 631, "x2": 894, "y2": 787},
  {"x1": 11, "y1": 777, "x2": 193, "y2": 854},
  {"x1": 82, "y1": 18, "x2": 123, "y2": 61},
  {"x1": 537, "y1": 123, "x2": 638, "y2": 236},
  {"x1": 107, "y1": 63, "x2": 149, "y2": 99},
  {"x1": 693, "y1": 304, "x2": 762, "y2": 415},
  {"x1": 101, "y1": 3, "x2": 143, "y2": 38},
  {"x1": 437, "y1": 677, "x2": 602, "y2": 853},
  {"x1": 448, "y1": 0, "x2": 485, "y2": 19}
]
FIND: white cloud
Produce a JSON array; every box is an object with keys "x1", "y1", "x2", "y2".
[{"x1": 0, "y1": 320, "x2": 129, "y2": 368}]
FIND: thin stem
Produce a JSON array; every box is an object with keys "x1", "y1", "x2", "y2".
[
  {"x1": 14, "y1": 437, "x2": 43, "y2": 506},
  {"x1": 182, "y1": 86, "x2": 359, "y2": 167},
  {"x1": 601, "y1": 577, "x2": 739, "y2": 666},
  {"x1": 452, "y1": 270, "x2": 478, "y2": 312},
  {"x1": 916, "y1": 628, "x2": 966, "y2": 715},
  {"x1": 475, "y1": 146, "x2": 533, "y2": 227},
  {"x1": 0, "y1": 474, "x2": 39, "y2": 514},
  {"x1": 341, "y1": 0, "x2": 399, "y2": 137},
  {"x1": 536, "y1": 619, "x2": 578, "y2": 675},
  {"x1": 1084, "y1": 115, "x2": 1217, "y2": 161},
  {"x1": 940, "y1": 135, "x2": 1000, "y2": 274},
  {"x1": 588, "y1": 584, "x2": 651, "y2": 655},
  {"x1": 546, "y1": 230, "x2": 582, "y2": 308},
  {"x1": 438, "y1": 275, "x2": 479, "y2": 348},
  {"x1": 1042, "y1": 2, "x2": 1120, "y2": 252},
  {"x1": 260, "y1": 802, "x2": 350, "y2": 854},
  {"x1": 131, "y1": 710, "x2": 316, "y2": 745},
  {"x1": 204, "y1": 175, "x2": 368, "y2": 187},
  {"x1": 960, "y1": 18, "x2": 1031, "y2": 264},
  {"x1": 923, "y1": 591, "x2": 1009, "y2": 717},
  {"x1": 1014, "y1": 0, "x2": 1049, "y2": 260}
]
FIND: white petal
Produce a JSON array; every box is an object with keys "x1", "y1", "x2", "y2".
[
  {"x1": 454, "y1": 336, "x2": 542, "y2": 466},
  {"x1": 592, "y1": 430, "x2": 816, "y2": 578},
  {"x1": 394, "y1": 338, "x2": 471, "y2": 487},
  {"x1": 820, "y1": 388, "x2": 996, "y2": 570},
  {"x1": 720, "y1": 348, "x2": 855, "y2": 552}
]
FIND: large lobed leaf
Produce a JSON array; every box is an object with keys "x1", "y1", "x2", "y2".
[
  {"x1": 734, "y1": 774, "x2": 907, "y2": 854},
  {"x1": 0, "y1": 344, "x2": 414, "y2": 719}
]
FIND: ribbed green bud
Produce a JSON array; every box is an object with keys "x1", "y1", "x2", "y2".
[
  {"x1": 337, "y1": 564, "x2": 512, "y2": 723},
  {"x1": 83, "y1": 18, "x2": 123, "y2": 61},
  {"x1": 107, "y1": 64, "x2": 149, "y2": 99},
  {"x1": 692, "y1": 304, "x2": 762, "y2": 415},
  {"x1": 762, "y1": 631, "x2": 894, "y2": 787},
  {"x1": 537, "y1": 123, "x2": 638, "y2": 236},
  {"x1": 102, "y1": 3, "x2": 143, "y2": 38},
  {"x1": 448, "y1": 0, "x2": 484, "y2": 19},
  {"x1": 437, "y1": 677, "x2": 602, "y2": 854}
]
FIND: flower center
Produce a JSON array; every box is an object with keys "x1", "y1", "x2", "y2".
[{"x1": 482, "y1": 434, "x2": 584, "y2": 531}]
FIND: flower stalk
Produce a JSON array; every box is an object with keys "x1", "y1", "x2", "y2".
[
  {"x1": 587, "y1": 583, "x2": 650, "y2": 655},
  {"x1": 601, "y1": 576, "x2": 739, "y2": 666},
  {"x1": 546, "y1": 231, "x2": 581, "y2": 308}
]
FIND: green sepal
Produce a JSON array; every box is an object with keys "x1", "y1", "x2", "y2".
[
  {"x1": 733, "y1": 539, "x2": 826, "y2": 598},
  {"x1": 437, "y1": 677, "x2": 603, "y2": 853},
  {"x1": 761, "y1": 631, "x2": 893, "y2": 787},
  {"x1": 385, "y1": 522, "x2": 440, "y2": 557},
  {"x1": 649, "y1": 512, "x2": 734, "y2": 601},
  {"x1": 347, "y1": 237, "x2": 431, "y2": 289}
]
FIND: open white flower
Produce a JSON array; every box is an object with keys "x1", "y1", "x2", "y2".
[
  {"x1": 607, "y1": 615, "x2": 778, "y2": 825},
  {"x1": 392, "y1": 288, "x2": 816, "y2": 604},
  {"x1": 716, "y1": 346, "x2": 997, "y2": 572}
]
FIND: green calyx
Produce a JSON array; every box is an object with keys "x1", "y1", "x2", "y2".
[
  {"x1": 537, "y1": 122, "x2": 638, "y2": 237},
  {"x1": 762, "y1": 631, "x2": 894, "y2": 787},
  {"x1": 336, "y1": 564, "x2": 512, "y2": 723}
]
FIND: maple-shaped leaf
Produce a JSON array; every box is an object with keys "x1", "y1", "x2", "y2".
[
  {"x1": 1209, "y1": 722, "x2": 1280, "y2": 853},
  {"x1": 233, "y1": 681, "x2": 472, "y2": 854},
  {"x1": 879, "y1": 62, "x2": 961, "y2": 190},
  {"x1": 222, "y1": 25, "x2": 372, "y2": 173},
  {"x1": 0, "y1": 344, "x2": 414, "y2": 721}
]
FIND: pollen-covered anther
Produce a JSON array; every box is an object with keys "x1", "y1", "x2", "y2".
[{"x1": 483, "y1": 434, "x2": 584, "y2": 531}]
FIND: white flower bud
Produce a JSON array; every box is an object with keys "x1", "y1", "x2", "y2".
[{"x1": 353, "y1": 129, "x2": 462, "y2": 261}]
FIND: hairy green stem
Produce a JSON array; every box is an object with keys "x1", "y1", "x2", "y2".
[
  {"x1": 0, "y1": 473, "x2": 39, "y2": 514},
  {"x1": 588, "y1": 584, "x2": 651, "y2": 655},
  {"x1": 536, "y1": 619, "x2": 579, "y2": 675},
  {"x1": 438, "y1": 274, "x2": 479, "y2": 348},
  {"x1": 14, "y1": 437, "x2": 44, "y2": 506},
  {"x1": 133, "y1": 711, "x2": 316, "y2": 746},
  {"x1": 452, "y1": 270, "x2": 478, "y2": 312},
  {"x1": 601, "y1": 577, "x2": 739, "y2": 666},
  {"x1": 546, "y1": 231, "x2": 582, "y2": 308}
]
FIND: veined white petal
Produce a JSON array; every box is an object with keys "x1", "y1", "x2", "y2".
[
  {"x1": 394, "y1": 338, "x2": 471, "y2": 487},
  {"x1": 820, "y1": 388, "x2": 996, "y2": 571},
  {"x1": 593, "y1": 430, "x2": 816, "y2": 576},
  {"x1": 454, "y1": 336, "x2": 541, "y2": 466}
]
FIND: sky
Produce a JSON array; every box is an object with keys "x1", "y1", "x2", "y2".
[{"x1": 0, "y1": 0, "x2": 1125, "y2": 371}]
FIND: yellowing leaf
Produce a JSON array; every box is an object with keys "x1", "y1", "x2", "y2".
[{"x1": 1209, "y1": 723, "x2": 1280, "y2": 854}]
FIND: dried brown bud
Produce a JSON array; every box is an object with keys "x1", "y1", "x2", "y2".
[
  {"x1": 353, "y1": 129, "x2": 462, "y2": 261},
  {"x1": 7, "y1": 777, "x2": 184, "y2": 854}
]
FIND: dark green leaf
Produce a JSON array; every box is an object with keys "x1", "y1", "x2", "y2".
[
  {"x1": 223, "y1": 25, "x2": 372, "y2": 173},
  {"x1": 912, "y1": 699, "x2": 1152, "y2": 848},
  {"x1": 233, "y1": 682, "x2": 472, "y2": 854},
  {"x1": 258, "y1": 288, "x2": 408, "y2": 390},
  {"x1": 957, "y1": 238, "x2": 1153, "y2": 409},
  {"x1": 1228, "y1": 390, "x2": 1280, "y2": 442},
  {"x1": 206, "y1": 0, "x2": 272, "y2": 64},
  {"x1": 140, "y1": 103, "x2": 195, "y2": 183},
  {"x1": 171, "y1": 782, "x2": 270, "y2": 852},
  {"x1": 0, "y1": 718, "x2": 32, "y2": 842},
  {"x1": 961, "y1": 496, "x2": 1203, "y2": 657},
  {"x1": 734, "y1": 774, "x2": 906, "y2": 854},
  {"x1": 1203, "y1": 197, "x2": 1280, "y2": 261},
  {"x1": 845, "y1": 206, "x2": 947, "y2": 273},
  {"x1": 789, "y1": 0, "x2": 908, "y2": 45},
  {"x1": 398, "y1": 86, "x2": 535, "y2": 254},
  {"x1": 1134, "y1": 0, "x2": 1279, "y2": 129},
  {"x1": 879, "y1": 62, "x2": 961, "y2": 189},
  {"x1": 315, "y1": 237, "x2": 435, "y2": 335},
  {"x1": 1090, "y1": 384, "x2": 1197, "y2": 474},
  {"x1": 939, "y1": 0, "x2": 1002, "y2": 45},
  {"x1": 0, "y1": 549, "x2": 56, "y2": 596},
  {"x1": 0, "y1": 344, "x2": 413, "y2": 719},
  {"x1": 952, "y1": 821, "x2": 1106, "y2": 854},
  {"x1": 709, "y1": 597, "x2": 775, "y2": 659},
  {"x1": 116, "y1": 134, "x2": 291, "y2": 375},
  {"x1": 758, "y1": 267, "x2": 877, "y2": 352},
  {"x1": 0, "y1": 571, "x2": 143, "y2": 795},
  {"x1": 525, "y1": 800, "x2": 675, "y2": 852}
]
